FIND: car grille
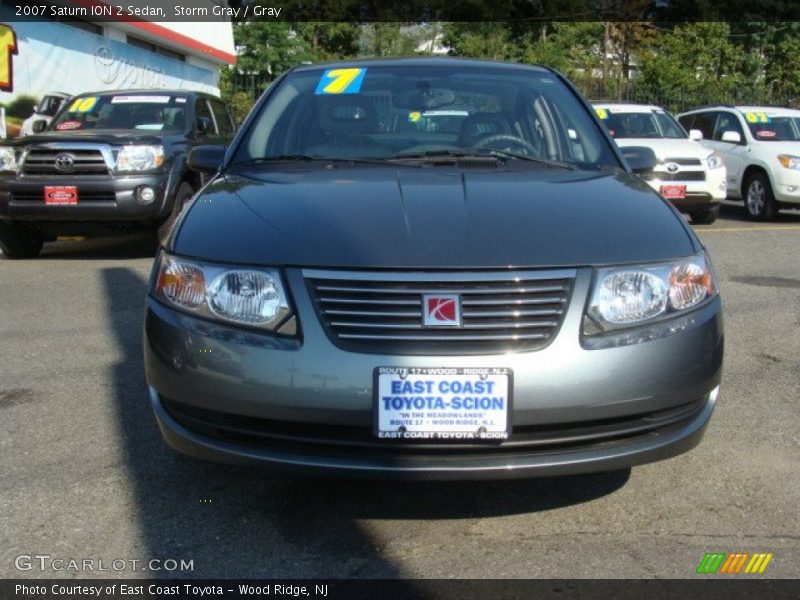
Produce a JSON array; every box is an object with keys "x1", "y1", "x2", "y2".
[
  {"x1": 304, "y1": 269, "x2": 574, "y2": 355},
  {"x1": 664, "y1": 157, "x2": 702, "y2": 166},
  {"x1": 22, "y1": 148, "x2": 109, "y2": 176},
  {"x1": 642, "y1": 170, "x2": 706, "y2": 182},
  {"x1": 162, "y1": 396, "x2": 708, "y2": 457}
]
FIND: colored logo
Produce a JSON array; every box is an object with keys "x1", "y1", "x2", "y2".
[
  {"x1": 315, "y1": 68, "x2": 366, "y2": 95},
  {"x1": 422, "y1": 294, "x2": 461, "y2": 327},
  {"x1": 696, "y1": 552, "x2": 773, "y2": 574}
]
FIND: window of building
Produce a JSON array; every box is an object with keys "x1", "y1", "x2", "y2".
[{"x1": 127, "y1": 35, "x2": 186, "y2": 62}]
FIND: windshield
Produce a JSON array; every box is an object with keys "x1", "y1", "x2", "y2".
[
  {"x1": 744, "y1": 115, "x2": 800, "y2": 141},
  {"x1": 599, "y1": 109, "x2": 687, "y2": 139},
  {"x1": 49, "y1": 94, "x2": 188, "y2": 132},
  {"x1": 234, "y1": 65, "x2": 619, "y2": 170}
]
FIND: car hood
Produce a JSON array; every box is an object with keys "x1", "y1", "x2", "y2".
[
  {"x1": 613, "y1": 138, "x2": 711, "y2": 160},
  {"x1": 14, "y1": 130, "x2": 166, "y2": 146},
  {"x1": 172, "y1": 167, "x2": 698, "y2": 269}
]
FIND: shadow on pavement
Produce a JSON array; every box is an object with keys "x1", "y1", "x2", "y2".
[
  {"x1": 101, "y1": 266, "x2": 630, "y2": 579},
  {"x1": 37, "y1": 232, "x2": 158, "y2": 260}
]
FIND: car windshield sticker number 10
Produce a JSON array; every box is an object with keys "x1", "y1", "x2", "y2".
[{"x1": 315, "y1": 68, "x2": 367, "y2": 95}]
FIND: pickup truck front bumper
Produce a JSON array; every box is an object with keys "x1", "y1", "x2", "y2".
[{"x1": 0, "y1": 173, "x2": 170, "y2": 223}]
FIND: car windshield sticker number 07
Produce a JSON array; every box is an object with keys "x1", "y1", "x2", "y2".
[
  {"x1": 315, "y1": 68, "x2": 367, "y2": 95},
  {"x1": 744, "y1": 111, "x2": 771, "y2": 124}
]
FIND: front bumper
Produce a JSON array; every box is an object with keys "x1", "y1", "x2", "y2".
[
  {"x1": 144, "y1": 268, "x2": 724, "y2": 479},
  {"x1": 0, "y1": 174, "x2": 169, "y2": 222},
  {"x1": 645, "y1": 172, "x2": 727, "y2": 209}
]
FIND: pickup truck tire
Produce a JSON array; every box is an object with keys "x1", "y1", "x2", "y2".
[
  {"x1": 157, "y1": 182, "x2": 195, "y2": 242},
  {"x1": 743, "y1": 172, "x2": 778, "y2": 221},
  {"x1": 0, "y1": 221, "x2": 44, "y2": 259},
  {"x1": 689, "y1": 205, "x2": 720, "y2": 225}
]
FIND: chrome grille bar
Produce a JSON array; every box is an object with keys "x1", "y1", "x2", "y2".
[{"x1": 305, "y1": 269, "x2": 574, "y2": 355}]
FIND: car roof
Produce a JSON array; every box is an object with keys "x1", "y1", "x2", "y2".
[
  {"x1": 69, "y1": 89, "x2": 214, "y2": 99},
  {"x1": 679, "y1": 104, "x2": 800, "y2": 117},
  {"x1": 592, "y1": 102, "x2": 667, "y2": 113},
  {"x1": 291, "y1": 56, "x2": 552, "y2": 74}
]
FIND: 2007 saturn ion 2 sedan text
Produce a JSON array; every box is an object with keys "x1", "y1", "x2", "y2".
[{"x1": 144, "y1": 58, "x2": 723, "y2": 479}]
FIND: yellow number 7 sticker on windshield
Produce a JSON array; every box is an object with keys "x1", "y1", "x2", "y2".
[{"x1": 315, "y1": 68, "x2": 366, "y2": 95}]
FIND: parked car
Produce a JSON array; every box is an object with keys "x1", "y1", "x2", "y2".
[
  {"x1": 0, "y1": 89, "x2": 236, "y2": 258},
  {"x1": 18, "y1": 91, "x2": 71, "y2": 138},
  {"x1": 144, "y1": 58, "x2": 723, "y2": 479},
  {"x1": 677, "y1": 105, "x2": 800, "y2": 220},
  {"x1": 593, "y1": 102, "x2": 726, "y2": 224}
]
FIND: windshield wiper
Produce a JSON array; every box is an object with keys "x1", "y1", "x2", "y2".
[
  {"x1": 390, "y1": 148, "x2": 575, "y2": 170},
  {"x1": 483, "y1": 149, "x2": 575, "y2": 170},
  {"x1": 232, "y1": 154, "x2": 400, "y2": 167}
]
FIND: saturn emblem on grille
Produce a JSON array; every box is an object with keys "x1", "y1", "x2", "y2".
[
  {"x1": 665, "y1": 162, "x2": 680, "y2": 174},
  {"x1": 422, "y1": 294, "x2": 462, "y2": 327},
  {"x1": 54, "y1": 153, "x2": 75, "y2": 171}
]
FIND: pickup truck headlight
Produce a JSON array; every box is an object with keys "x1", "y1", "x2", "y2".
[
  {"x1": 706, "y1": 152, "x2": 724, "y2": 169},
  {"x1": 152, "y1": 252, "x2": 293, "y2": 331},
  {"x1": 777, "y1": 154, "x2": 800, "y2": 170},
  {"x1": 115, "y1": 145, "x2": 164, "y2": 172},
  {"x1": 585, "y1": 252, "x2": 717, "y2": 333},
  {"x1": 0, "y1": 146, "x2": 19, "y2": 173}
]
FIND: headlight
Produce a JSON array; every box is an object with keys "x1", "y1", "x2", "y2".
[
  {"x1": 586, "y1": 252, "x2": 717, "y2": 333},
  {"x1": 777, "y1": 154, "x2": 800, "y2": 170},
  {"x1": 116, "y1": 145, "x2": 164, "y2": 172},
  {"x1": 152, "y1": 253, "x2": 293, "y2": 331},
  {"x1": 0, "y1": 146, "x2": 19, "y2": 172},
  {"x1": 706, "y1": 152, "x2": 724, "y2": 169}
]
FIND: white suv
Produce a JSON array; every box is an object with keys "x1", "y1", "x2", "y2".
[
  {"x1": 594, "y1": 103, "x2": 726, "y2": 224},
  {"x1": 677, "y1": 105, "x2": 800, "y2": 220}
]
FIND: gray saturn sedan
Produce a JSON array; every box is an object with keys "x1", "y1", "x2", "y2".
[{"x1": 144, "y1": 58, "x2": 723, "y2": 479}]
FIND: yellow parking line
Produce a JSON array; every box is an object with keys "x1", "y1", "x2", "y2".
[{"x1": 696, "y1": 225, "x2": 800, "y2": 233}]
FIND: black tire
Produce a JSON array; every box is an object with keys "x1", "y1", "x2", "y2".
[
  {"x1": 743, "y1": 172, "x2": 779, "y2": 221},
  {"x1": 0, "y1": 221, "x2": 44, "y2": 259},
  {"x1": 689, "y1": 205, "x2": 720, "y2": 225},
  {"x1": 157, "y1": 182, "x2": 195, "y2": 242}
]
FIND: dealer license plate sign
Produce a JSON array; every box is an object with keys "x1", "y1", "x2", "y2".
[
  {"x1": 375, "y1": 367, "x2": 511, "y2": 440},
  {"x1": 660, "y1": 184, "x2": 686, "y2": 199},
  {"x1": 44, "y1": 186, "x2": 78, "y2": 205}
]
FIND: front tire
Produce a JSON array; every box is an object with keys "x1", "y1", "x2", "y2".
[
  {"x1": 0, "y1": 221, "x2": 44, "y2": 259},
  {"x1": 743, "y1": 172, "x2": 778, "y2": 221},
  {"x1": 157, "y1": 182, "x2": 195, "y2": 242},
  {"x1": 689, "y1": 205, "x2": 720, "y2": 225}
]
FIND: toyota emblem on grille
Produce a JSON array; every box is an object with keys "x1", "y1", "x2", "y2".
[
  {"x1": 665, "y1": 162, "x2": 680, "y2": 174},
  {"x1": 422, "y1": 294, "x2": 462, "y2": 327},
  {"x1": 54, "y1": 153, "x2": 75, "y2": 171}
]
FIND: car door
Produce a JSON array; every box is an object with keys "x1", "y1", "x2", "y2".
[
  {"x1": 193, "y1": 97, "x2": 223, "y2": 145},
  {"x1": 709, "y1": 111, "x2": 748, "y2": 196},
  {"x1": 209, "y1": 99, "x2": 236, "y2": 143}
]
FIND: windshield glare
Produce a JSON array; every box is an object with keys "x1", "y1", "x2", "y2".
[
  {"x1": 746, "y1": 116, "x2": 800, "y2": 141},
  {"x1": 601, "y1": 109, "x2": 687, "y2": 139},
  {"x1": 235, "y1": 65, "x2": 618, "y2": 169},
  {"x1": 49, "y1": 94, "x2": 188, "y2": 132}
]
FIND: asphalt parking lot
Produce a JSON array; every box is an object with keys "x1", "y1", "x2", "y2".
[{"x1": 1, "y1": 202, "x2": 798, "y2": 580}]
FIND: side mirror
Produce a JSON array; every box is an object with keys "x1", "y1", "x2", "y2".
[
  {"x1": 196, "y1": 116, "x2": 212, "y2": 135},
  {"x1": 32, "y1": 119, "x2": 48, "y2": 134},
  {"x1": 689, "y1": 129, "x2": 703, "y2": 141},
  {"x1": 32, "y1": 104, "x2": 39, "y2": 113},
  {"x1": 621, "y1": 145, "x2": 658, "y2": 174},
  {"x1": 721, "y1": 130, "x2": 742, "y2": 144},
  {"x1": 188, "y1": 145, "x2": 225, "y2": 173}
]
